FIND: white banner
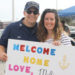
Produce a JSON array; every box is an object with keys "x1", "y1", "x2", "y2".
[{"x1": 5, "y1": 39, "x2": 75, "y2": 75}]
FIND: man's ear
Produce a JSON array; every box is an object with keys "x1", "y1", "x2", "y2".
[{"x1": 23, "y1": 11, "x2": 26, "y2": 16}]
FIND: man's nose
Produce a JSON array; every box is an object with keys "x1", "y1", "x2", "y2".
[{"x1": 48, "y1": 19, "x2": 51, "y2": 22}]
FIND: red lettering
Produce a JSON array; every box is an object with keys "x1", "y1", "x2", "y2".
[
  {"x1": 20, "y1": 45, "x2": 25, "y2": 51},
  {"x1": 43, "y1": 48, "x2": 49, "y2": 55},
  {"x1": 31, "y1": 46, "x2": 36, "y2": 53}
]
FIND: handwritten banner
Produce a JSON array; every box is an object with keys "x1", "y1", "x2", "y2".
[{"x1": 5, "y1": 39, "x2": 75, "y2": 75}]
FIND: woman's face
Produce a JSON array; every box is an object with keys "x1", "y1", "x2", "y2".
[{"x1": 44, "y1": 12, "x2": 56, "y2": 32}]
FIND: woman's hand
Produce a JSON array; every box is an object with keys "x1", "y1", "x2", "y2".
[{"x1": 52, "y1": 41, "x2": 61, "y2": 46}]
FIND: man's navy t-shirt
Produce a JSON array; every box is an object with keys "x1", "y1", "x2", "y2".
[{"x1": 0, "y1": 18, "x2": 38, "y2": 51}]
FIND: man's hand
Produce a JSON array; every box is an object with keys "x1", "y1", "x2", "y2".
[
  {"x1": 0, "y1": 45, "x2": 7, "y2": 62},
  {"x1": 0, "y1": 51, "x2": 7, "y2": 61}
]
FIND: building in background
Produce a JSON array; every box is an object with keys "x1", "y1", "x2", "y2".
[{"x1": 0, "y1": 21, "x2": 11, "y2": 29}]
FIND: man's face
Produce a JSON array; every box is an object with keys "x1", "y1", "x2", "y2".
[{"x1": 24, "y1": 7, "x2": 39, "y2": 24}]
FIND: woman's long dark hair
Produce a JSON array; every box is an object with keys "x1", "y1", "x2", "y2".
[{"x1": 37, "y1": 9, "x2": 62, "y2": 42}]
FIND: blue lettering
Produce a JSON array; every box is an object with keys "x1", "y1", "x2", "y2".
[
  {"x1": 26, "y1": 45, "x2": 30, "y2": 52},
  {"x1": 50, "y1": 49, "x2": 56, "y2": 55},
  {"x1": 37, "y1": 47, "x2": 43, "y2": 54},
  {"x1": 13, "y1": 44, "x2": 19, "y2": 51}
]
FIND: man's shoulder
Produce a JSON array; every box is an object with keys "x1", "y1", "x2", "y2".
[
  {"x1": 6, "y1": 21, "x2": 19, "y2": 28},
  {"x1": 8, "y1": 21, "x2": 20, "y2": 28}
]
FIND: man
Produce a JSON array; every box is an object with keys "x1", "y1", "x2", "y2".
[
  {"x1": 61, "y1": 20, "x2": 70, "y2": 36},
  {"x1": 0, "y1": 1, "x2": 39, "y2": 61}
]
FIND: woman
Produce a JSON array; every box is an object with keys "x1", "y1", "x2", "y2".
[{"x1": 37, "y1": 9, "x2": 71, "y2": 45}]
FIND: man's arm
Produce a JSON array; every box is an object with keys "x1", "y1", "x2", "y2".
[{"x1": 0, "y1": 45, "x2": 7, "y2": 62}]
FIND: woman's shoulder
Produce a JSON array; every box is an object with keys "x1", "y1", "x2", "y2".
[
  {"x1": 60, "y1": 33, "x2": 71, "y2": 45},
  {"x1": 61, "y1": 32, "x2": 70, "y2": 39}
]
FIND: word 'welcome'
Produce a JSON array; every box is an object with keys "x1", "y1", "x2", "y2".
[{"x1": 13, "y1": 44, "x2": 56, "y2": 56}]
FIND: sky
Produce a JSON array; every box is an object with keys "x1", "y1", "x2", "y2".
[{"x1": 0, "y1": 0, "x2": 75, "y2": 22}]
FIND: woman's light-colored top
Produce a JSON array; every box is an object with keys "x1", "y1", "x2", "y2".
[{"x1": 45, "y1": 34, "x2": 71, "y2": 45}]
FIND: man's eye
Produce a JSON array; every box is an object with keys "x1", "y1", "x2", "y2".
[{"x1": 45, "y1": 18, "x2": 48, "y2": 20}]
